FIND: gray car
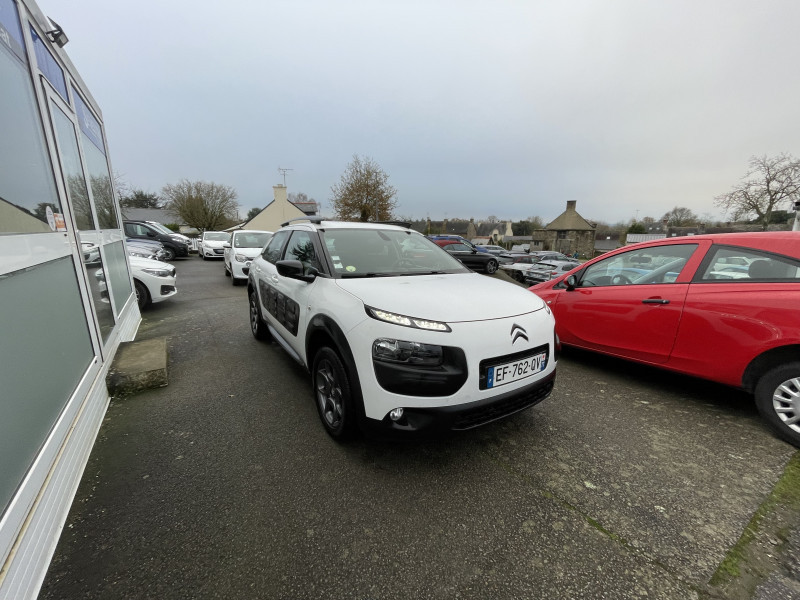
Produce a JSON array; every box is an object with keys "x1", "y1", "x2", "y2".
[{"x1": 524, "y1": 259, "x2": 581, "y2": 284}]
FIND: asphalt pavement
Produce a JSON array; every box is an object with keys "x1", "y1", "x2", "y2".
[{"x1": 39, "y1": 257, "x2": 800, "y2": 599}]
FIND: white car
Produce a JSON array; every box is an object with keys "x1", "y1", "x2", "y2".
[
  {"x1": 224, "y1": 230, "x2": 273, "y2": 285},
  {"x1": 95, "y1": 256, "x2": 177, "y2": 309},
  {"x1": 247, "y1": 219, "x2": 557, "y2": 439},
  {"x1": 198, "y1": 231, "x2": 231, "y2": 259},
  {"x1": 129, "y1": 256, "x2": 177, "y2": 309}
]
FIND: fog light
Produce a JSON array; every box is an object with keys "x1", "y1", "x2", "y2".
[{"x1": 389, "y1": 408, "x2": 404, "y2": 421}]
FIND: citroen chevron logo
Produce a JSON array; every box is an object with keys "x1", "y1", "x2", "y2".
[{"x1": 510, "y1": 323, "x2": 528, "y2": 344}]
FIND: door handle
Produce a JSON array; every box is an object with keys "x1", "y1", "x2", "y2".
[{"x1": 642, "y1": 298, "x2": 670, "y2": 305}]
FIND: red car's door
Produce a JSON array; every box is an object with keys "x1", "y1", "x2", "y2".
[{"x1": 551, "y1": 243, "x2": 702, "y2": 364}]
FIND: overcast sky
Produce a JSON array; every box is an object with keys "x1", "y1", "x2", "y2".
[{"x1": 46, "y1": 0, "x2": 799, "y2": 225}]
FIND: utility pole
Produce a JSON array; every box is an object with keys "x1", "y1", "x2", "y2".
[{"x1": 278, "y1": 167, "x2": 293, "y2": 187}]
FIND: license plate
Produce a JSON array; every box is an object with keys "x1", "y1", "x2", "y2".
[{"x1": 486, "y1": 352, "x2": 547, "y2": 388}]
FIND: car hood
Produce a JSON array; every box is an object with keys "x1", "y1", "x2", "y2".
[
  {"x1": 335, "y1": 273, "x2": 545, "y2": 322},
  {"x1": 233, "y1": 248, "x2": 263, "y2": 258},
  {"x1": 128, "y1": 256, "x2": 170, "y2": 270},
  {"x1": 203, "y1": 240, "x2": 227, "y2": 248}
]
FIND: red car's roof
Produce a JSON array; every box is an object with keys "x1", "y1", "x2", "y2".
[{"x1": 623, "y1": 231, "x2": 800, "y2": 259}]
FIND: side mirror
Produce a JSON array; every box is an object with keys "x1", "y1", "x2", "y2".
[
  {"x1": 565, "y1": 274, "x2": 577, "y2": 290},
  {"x1": 277, "y1": 259, "x2": 317, "y2": 283},
  {"x1": 223, "y1": 242, "x2": 231, "y2": 248}
]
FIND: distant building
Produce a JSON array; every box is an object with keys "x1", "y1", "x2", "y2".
[
  {"x1": 535, "y1": 200, "x2": 596, "y2": 257},
  {"x1": 242, "y1": 185, "x2": 312, "y2": 231}
]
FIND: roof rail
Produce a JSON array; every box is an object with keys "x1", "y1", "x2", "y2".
[{"x1": 280, "y1": 216, "x2": 326, "y2": 227}]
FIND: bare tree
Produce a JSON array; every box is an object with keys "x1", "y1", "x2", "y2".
[
  {"x1": 660, "y1": 206, "x2": 698, "y2": 227},
  {"x1": 715, "y1": 153, "x2": 800, "y2": 231},
  {"x1": 330, "y1": 155, "x2": 397, "y2": 222},
  {"x1": 162, "y1": 179, "x2": 239, "y2": 231}
]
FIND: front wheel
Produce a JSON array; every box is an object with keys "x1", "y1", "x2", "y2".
[
  {"x1": 754, "y1": 362, "x2": 800, "y2": 448},
  {"x1": 312, "y1": 347, "x2": 357, "y2": 440},
  {"x1": 485, "y1": 259, "x2": 498, "y2": 274},
  {"x1": 134, "y1": 279, "x2": 150, "y2": 309}
]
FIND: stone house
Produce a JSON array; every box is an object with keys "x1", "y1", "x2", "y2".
[{"x1": 534, "y1": 200, "x2": 596, "y2": 258}]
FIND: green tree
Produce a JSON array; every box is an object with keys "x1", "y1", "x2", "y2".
[
  {"x1": 330, "y1": 155, "x2": 397, "y2": 222},
  {"x1": 627, "y1": 221, "x2": 646, "y2": 234},
  {"x1": 121, "y1": 189, "x2": 161, "y2": 209},
  {"x1": 660, "y1": 206, "x2": 698, "y2": 227},
  {"x1": 715, "y1": 153, "x2": 800, "y2": 230},
  {"x1": 246, "y1": 207, "x2": 262, "y2": 221},
  {"x1": 161, "y1": 179, "x2": 239, "y2": 231},
  {"x1": 512, "y1": 216, "x2": 544, "y2": 236}
]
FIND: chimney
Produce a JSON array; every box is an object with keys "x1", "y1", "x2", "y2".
[
  {"x1": 273, "y1": 184, "x2": 288, "y2": 204},
  {"x1": 567, "y1": 200, "x2": 577, "y2": 211}
]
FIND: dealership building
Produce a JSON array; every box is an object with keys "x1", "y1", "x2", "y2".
[{"x1": 0, "y1": 0, "x2": 140, "y2": 597}]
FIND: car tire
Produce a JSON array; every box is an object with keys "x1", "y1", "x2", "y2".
[
  {"x1": 200, "y1": 252, "x2": 206, "y2": 260},
  {"x1": 231, "y1": 272, "x2": 239, "y2": 286},
  {"x1": 754, "y1": 362, "x2": 800, "y2": 448},
  {"x1": 513, "y1": 271, "x2": 524, "y2": 283},
  {"x1": 134, "y1": 279, "x2": 150, "y2": 309},
  {"x1": 224, "y1": 264, "x2": 230, "y2": 276},
  {"x1": 485, "y1": 259, "x2": 499, "y2": 274},
  {"x1": 248, "y1": 289, "x2": 270, "y2": 341},
  {"x1": 162, "y1": 247, "x2": 175, "y2": 261},
  {"x1": 312, "y1": 347, "x2": 357, "y2": 440}
]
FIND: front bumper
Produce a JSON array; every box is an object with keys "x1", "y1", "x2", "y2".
[{"x1": 362, "y1": 370, "x2": 556, "y2": 437}]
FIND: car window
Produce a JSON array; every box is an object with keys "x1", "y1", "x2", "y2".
[
  {"x1": 444, "y1": 243, "x2": 471, "y2": 252},
  {"x1": 234, "y1": 231, "x2": 272, "y2": 249},
  {"x1": 579, "y1": 244, "x2": 697, "y2": 287},
  {"x1": 323, "y1": 229, "x2": 466, "y2": 277},
  {"x1": 262, "y1": 230, "x2": 290, "y2": 263},
  {"x1": 698, "y1": 246, "x2": 800, "y2": 282},
  {"x1": 204, "y1": 232, "x2": 229, "y2": 242},
  {"x1": 285, "y1": 231, "x2": 323, "y2": 274}
]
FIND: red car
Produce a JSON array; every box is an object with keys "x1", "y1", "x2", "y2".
[{"x1": 529, "y1": 232, "x2": 800, "y2": 447}]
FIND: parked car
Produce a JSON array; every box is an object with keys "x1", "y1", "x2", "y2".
[
  {"x1": 427, "y1": 235, "x2": 490, "y2": 253},
  {"x1": 96, "y1": 255, "x2": 177, "y2": 309},
  {"x1": 198, "y1": 231, "x2": 231, "y2": 259},
  {"x1": 476, "y1": 244, "x2": 515, "y2": 264},
  {"x1": 224, "y1": 230, "x2": 273, "y2": 285},
  {"x1": 126, "y1": 237, "x2": 168, "y2": 260},
  {"x1": 247, "y1": 219, "x2": 557, "y2": 439},
  {"x1": 524, "y1": 260, "x2": 581, "y2": 284},
  {"x1": 528, "y1": 232, "x2": 800, "y2": 447},
  {"x1": 530, "y1": 251, "x2": 574, "y2": 262},
  {"x1": 143, "y1": 220, "x2": 192, "y2": 246},
  {"x1": 432, "y1": 240, "x2": 500, "y2": 273},
  {"x1": 500, "y1": 255, "x2": 543, "y2": 282},
  {"x1": 123, "y1": 220, "x2": 189, "y2": 260}
]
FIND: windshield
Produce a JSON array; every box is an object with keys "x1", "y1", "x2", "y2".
[
  {"x1": 321, "y1": 229, "x2": 468, "y2": 277},
  {"x1": 147, "y1": 222, "x2": 174, "y2": 235},
  {"x1": 204, "y1": 232, "x2": 230, "y2": 241},
  {"x1": 234, "y1": 231, "x2": 273, "y2": 248}
]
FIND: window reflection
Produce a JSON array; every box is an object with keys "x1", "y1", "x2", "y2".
[{"x1": 50, "y1": 102, "x2": 95, "y2": 230}]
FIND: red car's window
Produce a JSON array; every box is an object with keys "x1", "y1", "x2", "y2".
[
  {"x1": 698, "y1": 246, "x2": 800, "y2": 282},
  {"x1": 579, "y1": 244, "x2": 698, "y2": 287}
]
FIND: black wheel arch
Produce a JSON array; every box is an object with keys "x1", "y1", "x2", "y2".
[
  {"x1": 742, "y1": 345, "x2": 800, "y2": 393},
  {"x1": 305, "y1": 314, "x2": 366, "y2": 420}
]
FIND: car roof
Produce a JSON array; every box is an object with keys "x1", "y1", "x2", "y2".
[
  {"x1": 622, "y1": 231, "x2": 800, "y2": 258},
  {"x1": 280, "y1": 218, "x2": 412, "y2": 233}
]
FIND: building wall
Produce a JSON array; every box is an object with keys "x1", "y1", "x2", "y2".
[
  {"x1": 245, "y1": 184, "x2": 306, "y2": 231},
  {"x1": 0, "y1": 1, "x2": 139, "y2": 597}
]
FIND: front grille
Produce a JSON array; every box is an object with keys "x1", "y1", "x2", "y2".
[{"x1": 452, "y1": 378, "x2": 554, "y2": 430}]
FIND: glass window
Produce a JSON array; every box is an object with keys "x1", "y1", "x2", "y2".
[
  {"x1": 285, "y1": 231, "x2": 322, "y2": 274},
  {"x1": 262, "y1": 230, "x2": 290, "y2": 263},
  {"x1": 30, "y1": 27, "x2": 67, "y2": 100},
  {"x1": 0, "y1": 14, "x2": 62, "y2": 234},
  {"x1": 699, "y1": 246, "x2": 800, "y2": 282},
  {"x1": 0, "y1": 257, "x2": 94, "y2": 512},
  {"x1": 50, "y1": 101, "x2": 94, "y2": 230},
  {"x1": 580, "y1": 244, "x2": 697, "y2": 287},
  {"x1": 234, "y1": 231, "x2": 272, "y2": 249},
  {"x1": 104, "y1": 240, "x2": 133, "y2": 314}
]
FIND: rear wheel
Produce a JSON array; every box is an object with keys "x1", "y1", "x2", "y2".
[
  {"x1": 312, "y1": 347, "x2": 357, "y2": 440},
  {"x1": 162, "y1": 247, "x2": 175, "y2": 261},
  {"x1": 248, "y1": 289, "x2": 270, "y2": 341},
  {"x1": 485, "y1": 259, "x2": 499, "y2": 274},
  {"x1": 754, "y1": 362, "x2": 800, "y2": 448}
]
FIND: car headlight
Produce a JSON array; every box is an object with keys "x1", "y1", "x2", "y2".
[
  {"x1": 141, "y1": 267, "x2": 173, "y2": 277},
  {"x1": 373, "y1": 339, "x2": 443, "y2": 366},
  {"x1": 234, "y1": 253, "x2": 249, "y2": 262},
  {"x1": 129, "y1": 251, "x2": 150, "y2": 258},
  {"x1": 366, "y1": 307, "x2": 451, "y2": 332}
]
